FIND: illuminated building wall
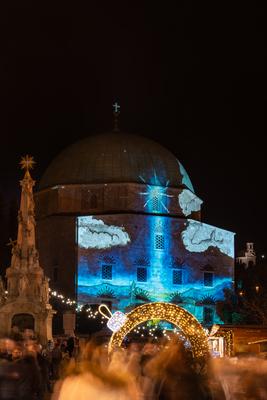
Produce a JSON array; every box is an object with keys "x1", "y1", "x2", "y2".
[
  {"x1": 77, "y1": 214, "x2": 234, "y2": 325},
  {"x1": 35, "y1": 133, "x2": 235, "y2": 327}
]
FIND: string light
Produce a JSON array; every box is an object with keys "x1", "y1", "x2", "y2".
[
  {"x1": 108, "y1": 302, "x2": 209, "y2": 358},
  {"x1": 4, "y1": 287, "x2": 101, "y2": 319},
  {"x1": 49, "y1": 288, "x2": 100, "y2": 318},
  {"x1": 5, "y1": 285, "x2": 217, "y2": 355}
]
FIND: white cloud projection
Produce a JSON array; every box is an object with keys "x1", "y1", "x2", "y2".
[
  {"x1": 78, "y1": 216, "x2": 131, "y2": 249},
  {"x1": 178, "y1": 189, "x2": 203, "y2": 216},
  {"x1": 182, "y1": 220, "x2": 235, "y2": 258}
]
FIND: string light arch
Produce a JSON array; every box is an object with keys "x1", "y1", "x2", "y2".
[{"x1": 108, "y1": 302, "x2": 209, "y2": 358}]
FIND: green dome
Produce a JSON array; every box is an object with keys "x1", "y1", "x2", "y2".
[{"x1": 39, "y1": 132, "x2": 194, "y2": 191}]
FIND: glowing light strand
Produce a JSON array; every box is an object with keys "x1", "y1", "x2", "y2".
[{"x1": 49, "y1": 289, "x2": 99, "y2": 318}]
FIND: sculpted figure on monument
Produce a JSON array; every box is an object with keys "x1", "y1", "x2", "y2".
[
  {"x1": 0, "y1": 276, "x2": 5, "y2": 301},
  {"x1": 31, "y1": 280, "x2": 40, "y2": 298},
  {"x1": 33, "y1": 249, "x2": 39, "y2": 265},
  {"x1": 18, "y1": 275, "x2": 28, "y2": 296},
  {"x1": 13, "y1": 244, "x2": 21, "y2": 258},
  {"x1": 7, "y1": 278, "x2": 17, "y2": 296},
  {"x1": 28, "y1": 245, "x2": 34, "y2": 256},
  {"x1": 41, "y1": 277, "x2": 50, "y2": 303}
]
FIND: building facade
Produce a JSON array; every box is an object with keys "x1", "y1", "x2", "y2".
[
  {"x1": 236, "y1": 242, "x2": 256, "y2": 268},
  {"x1": 35, "y1": 132, "x2": 235, "y2": 325}
]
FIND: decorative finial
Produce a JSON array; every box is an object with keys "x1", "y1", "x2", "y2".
[
  {"x1": 20, "y1": 155, "x2": 35, "y2": 171},
  {"x1": 112, "y1": 102, "x2": 120, "y2": 132}
]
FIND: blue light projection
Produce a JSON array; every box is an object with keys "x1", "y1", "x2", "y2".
[
  {"x1": 177, "y1": 161, "x2": 195, "y2": 192},
  {"x1": 148, "y1": 217, "x2": 171, "y2": 296},
  {"x1": 178, "y1": 189, "x2": 203, "y2": 216},
  {"x1": 77, "y1": 214, "x2": 235, "y2": 325}
]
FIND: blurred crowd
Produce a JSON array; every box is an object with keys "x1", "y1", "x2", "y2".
[{"x1": 1, "y1": 332, "x2": 267, "y2": 400}]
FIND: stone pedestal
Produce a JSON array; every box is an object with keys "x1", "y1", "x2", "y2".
[
  {"x1": 63, "y1": 310, "x2": 76, "y2": 336},
  {"x1": 0, "y1": 300, "x2": 56, "y2": 345}
]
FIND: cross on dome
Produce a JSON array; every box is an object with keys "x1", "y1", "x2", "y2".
[
  {"x1": 113, "y1": 102, "x2": 120, "y2": 114},
  {"x1": 112, "y1": 102, "x2": 120, "y2": 132}
]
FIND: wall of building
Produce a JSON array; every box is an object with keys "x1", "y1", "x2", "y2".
[
  {"x1": 35, "y1": 181, "x2": 234, "y2": 326},
  {"x1": 77, "y1": 214, "x2": 235, "y2": 325},
  {"x1": 35, "y1": 183, "x2": 202, "y2": 220}
]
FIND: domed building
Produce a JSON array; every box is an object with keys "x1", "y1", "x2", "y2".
[{"x1": 35, "y1": 132, "x2": 235, "y2": 325}]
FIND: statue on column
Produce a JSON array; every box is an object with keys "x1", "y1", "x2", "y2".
[
  {"x1": 0, "y1": 277, "x2": 5, "y2": 302},
  {"x1": 41, "y1": 277, "x2": 50, "y2": 304},
  {"x1": 18, "y1": 275, "x2": 28, "y2": 296},
  {"x1": 32, "y1": 280, "x2": 40, "y2": 298}
]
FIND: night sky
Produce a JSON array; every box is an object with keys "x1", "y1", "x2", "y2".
[{"x1": 0, "y1": 2, "x2": 266, "y2": 267}]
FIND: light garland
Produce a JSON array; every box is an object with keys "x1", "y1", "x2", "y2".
[
  {"x1": 4, "y1": 286, "x2": 101, "y2": 320},
  {"x1": 4, "y1": 285, "x2": 216, "y2": 354},
  {"x1": 108, "y1": 302, "x2": 209, "y2": 358},
  {"x1": 49, "y1": 289, "x2": 100, "y2": 319},
  {"x1": 130, "y1": 322, "x2": 192, "y2": 344}
]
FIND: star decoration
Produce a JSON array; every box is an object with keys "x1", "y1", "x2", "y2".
[
  {"x1": 20, "y1": 155, "x2": 35, "y2": 171},
  {"x1": 139, "y1": 172, "x2": 173, "y2": 213}
]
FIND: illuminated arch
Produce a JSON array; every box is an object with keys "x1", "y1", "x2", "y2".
[{"x1": 108, "y1": 302, "x2": 209, "y2": 358}]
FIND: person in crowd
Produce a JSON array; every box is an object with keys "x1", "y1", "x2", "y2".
[
  {"x1": 0, "y1": 341, "x2": 41, "y2": 400},
  {"x1": 51, "y1": 340, "x2": 63, "y2": 380},
  {"x1": 144, "y1": 339, "x2": 212, "y2": 400},
  {"x1": 9, "y1": 326, "x2": 23, "y2": 342},
  {"x1": 60, "y1": 340, "x2": 68, "y2": 354},
  {"x1": 73, "y1": 336, "x2": 80, "y2": 360},
  {"x1": 35, "y1": 343, "x2": 52, "y2": 399},
  {"x1": 125, "y1": 342, "x2": 142, "y2": 380},
  {"x1": 52, "y1": 339, "x2": 139, "y2": 400},
  {"x1": 0, "y1": 338, "x2": 15, "y2": 361},
  {"x1": 66, "y1": 336, "x2": 75, "y2": 358}
]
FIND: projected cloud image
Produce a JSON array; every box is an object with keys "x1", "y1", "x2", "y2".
[
  {"x1": 178, "y1": 189, "x2": 203, "y2": 216},
  {"x1": 78, "y1": 216, "x2": 131, "y2": 249},
  {"x1": 182, "y1": 220, "x2": 235, "y2": 258}
]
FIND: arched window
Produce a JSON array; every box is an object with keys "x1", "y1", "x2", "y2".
[
  {"x1": 137, "y1": 267, "x2": 147, "y2": 282},
  {"x1": 90, "y1": 194, "x2": 97, "y2": 209},
  {"x1": 81, "y1": 189, "x2": 90, "y2": 209},
  {"x1": 204, "y1": 272, "x2": 214, "y2": 287},
  {"x1": 203, "y1": 307, "x2": 214, "y2": 325},
  {"x1": 173, "y1": 269, "x2": 182, "y2": 285},
  {"x1": 102, "y1": 265, "x2": 112, "y2": 280}
]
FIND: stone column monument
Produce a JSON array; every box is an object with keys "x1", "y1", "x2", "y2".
[{"x1": 0, "y1": 155, "x2": 55, "y2": 344}]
